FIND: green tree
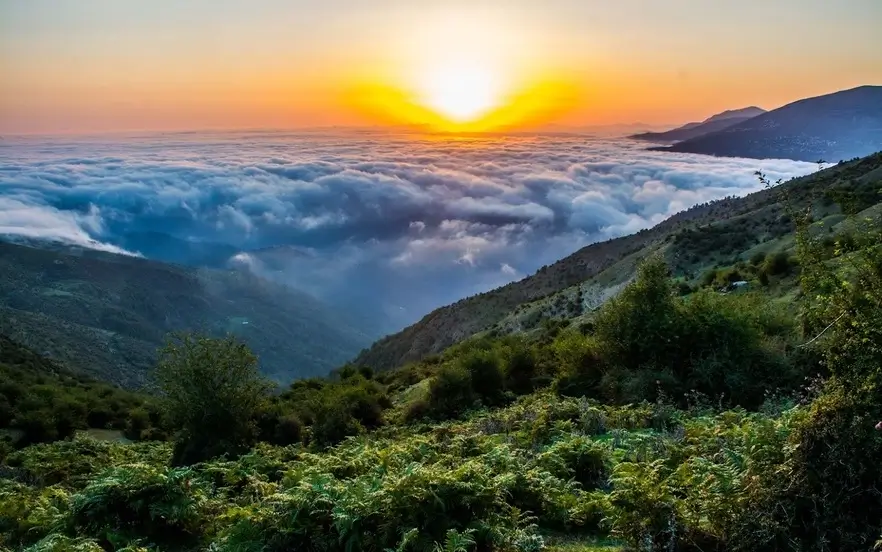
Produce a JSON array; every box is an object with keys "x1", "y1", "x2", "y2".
[{"x1": 156, "y1": 333, "x2": 271, "y2": 465}]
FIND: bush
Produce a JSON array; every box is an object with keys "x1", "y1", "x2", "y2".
[
  {"x1": 763, "y1": 251, "x2": 791, "y2": 276},
  {"x1": 786, "y1": 381, "x2": 882, "y2": 550},
  {"x1": 589, "y1": 258, "x2": 795, "y2": 407},
  {"x1": 422, "y1": 365, "x2": 475, "y2": 421},
  {"x1": 156, "y1": 334, "x2": 271, "y2": 465},
  {"x1": 0, "y1": 336, "x2": 157, "y2": 448},
  {"x1": 459, "y1": 350, "x2": 504, "y2": 405},
  {"x1": 551, "y1": 330, "x2": 604, "y2": 398},
  {"x1": 272, "y1": 414, "x2": 303, "y2": 446},
  {"x1": 503, "y1": 344, "x2": 538, "y2": 395},
  {"x1": 537, "y1": 436, "x2": 609, "y2": 489}
]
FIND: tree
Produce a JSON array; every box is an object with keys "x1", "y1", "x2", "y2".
[{"x1": 156, "y1": 333, "x2": 271, "y2": 465}]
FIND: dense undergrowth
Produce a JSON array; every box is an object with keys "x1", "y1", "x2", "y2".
[
  {"x1": 1, "y1": 164, "x2": 881, "y2": 551},
  {"x1": 0, "y1": 336, "x2": 166, "y2": 452},
  {"x1": 0, "y1": 394, "x2": 808, "y2": 552}
]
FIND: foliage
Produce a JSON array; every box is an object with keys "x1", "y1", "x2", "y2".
[
  {"x1": 586, "y1": 257, "x2": 795, "y2": 408},
  {"x1": 156, "y1": 334, "x2": 271, "y2": 465},
  {"x1": 69, "y1": 464, "x2": 204, "y2": 548},
  {"x1": 275, "y1": 374, "x2": 392, "y2": 448},
  {"x1": 0, "y1": 241, "x2": 374, "y2": 389},
  {"x1": 0, "y1": 335, "x2": 164, "y2": 448},
  {"x1": 781, "y1": 196, "x2": 882, "y2": 550}
]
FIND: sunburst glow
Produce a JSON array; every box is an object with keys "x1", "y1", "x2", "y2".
[
  {"x1": 344, "y1": 8, "x2": 577, "y2": 132},
  {"x1": 417, "y1": 61, "x2": 501, "y2": 122}
]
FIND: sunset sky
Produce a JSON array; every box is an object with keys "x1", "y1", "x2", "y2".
[{"x1": 2, "y1": 0, "x2": 880, "y2": 134}]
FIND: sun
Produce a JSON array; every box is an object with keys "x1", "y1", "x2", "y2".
[
  {"x1": 346, "y1": 8, "x2": 575, "y2": 131},
  {"x1": 417, "y1": 61, "x2": 501, "y2": 123}
]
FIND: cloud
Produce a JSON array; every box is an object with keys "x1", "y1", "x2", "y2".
[
  {"x1": 0, "y1": 197, "x2": 137, "y2": 255},
  {"x1": 0, "y1": 131, "x2": 817, "y2": 328},
  {"x1": 501, "y1": 263, "x2": 519, "y2": 276}
]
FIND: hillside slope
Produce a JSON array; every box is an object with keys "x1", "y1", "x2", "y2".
[
  {"x1": 0, "y1": 241, "x2": 375, "y2": 387},
  {"x1": 630, "y1": 106, "x2": 765, "y2": 143},
  {"x1": 355, "y1": 152, "x2": 882, "y2": 370},
  {"x1": 658, "y1": 86, "x2": 882, "y2": 161}
]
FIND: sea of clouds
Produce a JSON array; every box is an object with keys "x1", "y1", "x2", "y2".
[{"x1": 0, "y1": 130, "x2": 818, "y2": 331}]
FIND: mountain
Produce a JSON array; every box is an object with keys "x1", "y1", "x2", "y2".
[
  {"x1": 630, "y1": 106, "x2": 766, "y2": 143},
  {"x1": 0, "y1": 240, "x2": 376, "y2": 388},
  {"x1": 355, "y1": 151, "x2": 882, "y2": 370},
  {"x1": 656, "y1": 86, "x2": 882, "y2": 161}
]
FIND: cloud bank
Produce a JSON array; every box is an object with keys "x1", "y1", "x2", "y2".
[{"x1": 0, "y1": 130, "x2": 817, "y2": 329}]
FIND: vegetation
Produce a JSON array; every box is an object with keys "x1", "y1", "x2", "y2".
[
  {"x1": 1, "y1": 153, "x2": 881, "y2": 551},
  {"x1": 355, "y1": 153, "x2": 882, "y2": 371},
  {"x1": 0, "y1": 240, "x2": 374, "y2": 388},
  {"x1": 0, "y1": 335, "x2": 165, "y2": 454},
  {"x1": 156, "y1": 334, "x2": 273, "y2": 466}
]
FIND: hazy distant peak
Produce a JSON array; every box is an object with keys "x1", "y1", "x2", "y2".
[
  {"x1": 703, "y1": 106, "x2": 766, "y2": 123},
  {"x1": 659, "y1": 85, "x2": 882, "y2": 161},
  {"x1": 629, "y1": 106, "x2": 766, "y2": 143}
]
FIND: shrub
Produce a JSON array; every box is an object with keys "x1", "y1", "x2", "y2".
[
  {"x1": 156, "y1": 334, "x2": 271, "y2": 465},
  {"x1": 422, "y1": 365, "x2": 475, "y2": 421},
  {"x1": 272, "y1": 414, "x2": 303, "y2": 446},
  {"x1": 551, "y1": 330, "x2": 603, "y2": 398},
  {"x1": 589, "y1": 258, "x2": 795, "y2": 407},
  {"x1": 763, "y1": 251, "x2": 791, "y2": 276},
  {"x1": 537, "y1": 436, "x2": 609, "y2": 489},
  {"x1": 459, "y1": 350, "x2": 504, "y2": 405},
  {"x1": 503, "y1": 344, "x2": 538, "y2": 395}
]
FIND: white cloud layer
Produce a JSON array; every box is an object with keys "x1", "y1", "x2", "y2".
[{"x1": 0, "y1": 130, "x2": 818, "y2": 328}]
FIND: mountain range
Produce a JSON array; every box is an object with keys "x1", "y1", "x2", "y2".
[
  {"x1": 630, "y1": 106, "x2": 766, "y2": 143},
  {"x1": 0, "y1": 240, "x2": 376, "y2": 388},
  {"x1": 655, "y1": 86, "x2": 882, "y2": 162}
]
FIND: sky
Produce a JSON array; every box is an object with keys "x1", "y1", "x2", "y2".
[{"x1": 2, "y1": 0, "x2": 881, "y2": 134}]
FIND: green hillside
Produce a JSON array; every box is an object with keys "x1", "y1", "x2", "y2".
[
  {"x1": 2, "y1": 180, "x2": 880, "y2": 549},
  {"x1": 0, "y1": 242, "x2": 375, "y2": 388},
  {"x1": 0, "y1": 334, "x2": 162, "y2": 448},
  {"x1": 356, "y1": 153, "x2": 882, "y2": 371}
]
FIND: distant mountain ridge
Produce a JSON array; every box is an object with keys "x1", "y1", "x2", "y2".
[
  {"x1": 656, "y1": 86, "x2": 882, "y2": 161},
  {"x1": 630, "y1": 106, "x2": 766, "y2": 143},
  {"x1": 0, "y1": 240, "x2": 376, "y2": 388}
]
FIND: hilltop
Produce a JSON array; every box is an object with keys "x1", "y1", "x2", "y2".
[
  {"x1": 355, "y1": 151, "x2": 882, "y2": 371},
  {"x1": 0, "y1": 241, "x2": 376, "y2": 387},
  {"x1": 630, "y1": 106, "x2": 765, "y2": 143},
  {"x1": 656, "y1": 85, "x2": 882, "y2": 161}
]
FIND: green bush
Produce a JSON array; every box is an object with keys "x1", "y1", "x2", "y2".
[
  {"x1": 503, "y1": 344, "x2": 538, "y2": 394},
  {"x1": 459, "y1": 350, "x2": 504, "y2": 405},
  {"x1": 156, "y1": 334, "x2": 271, "y2": 465},
  {"x1": 421, "y1": 365, "x2": 476, "y2": 421},
  {"x1": 537, "y1": 436, "x2": 609, "y2": 489},
  {"x1": 0, "y1": 336, "x2": 158, "y2": 448},
  {"x1": 763, "y1": 251, "x2": 791, "y2": 276},
  {"x1": 551, "y1": 330, "x2": 604, "y2": 398},
  {"x1": 587, "y1": 257, "x2": 795, "y2": 407}
]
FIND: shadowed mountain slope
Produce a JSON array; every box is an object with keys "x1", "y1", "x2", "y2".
[{"x1": 0, "y1": 241, "x2": 375, "y2": 388}]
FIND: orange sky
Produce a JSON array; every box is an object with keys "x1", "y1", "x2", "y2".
[{"x1": 2, "y1": 0, "x2": 880, "y2": 134}]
